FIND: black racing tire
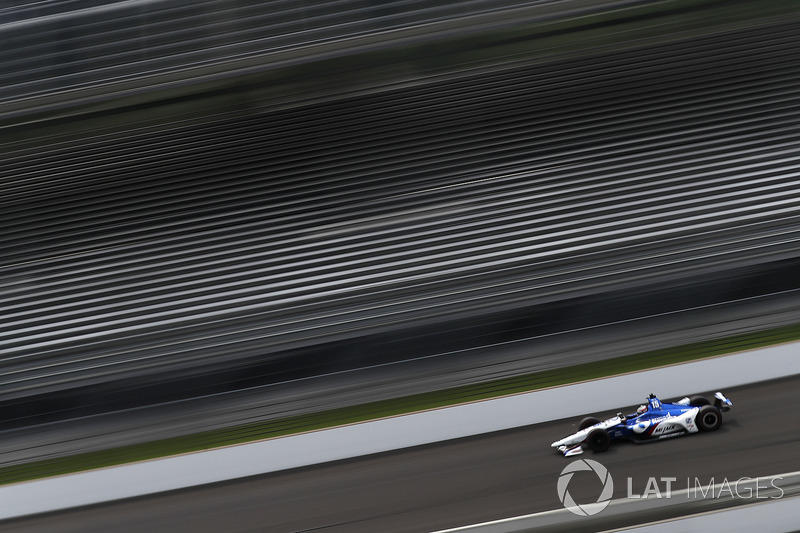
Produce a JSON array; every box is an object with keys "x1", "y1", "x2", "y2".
[
  {"x1": 696, "y1": 405, "x2": 722, "y2": 431},
  {"x1": 690, "y1": 395, "x2": 711, "y2": 406},
  {"x1": 579, "y1": 416, "x2": 601, "y2": 430},
  {"x1": 586, "y1": 428, "x2": 612, "y2": 452}
]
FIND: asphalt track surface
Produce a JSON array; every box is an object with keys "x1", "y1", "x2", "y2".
[{"x1": 3, "y1": 374, "x2": 799, "y2": 533}]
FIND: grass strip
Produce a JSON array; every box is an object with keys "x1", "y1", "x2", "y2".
[{"x1": 2, "y1": 322, "x2": 799, "y2": 486}]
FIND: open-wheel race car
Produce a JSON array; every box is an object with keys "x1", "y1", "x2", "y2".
[{"x1": 552, "y1": 392, "x2": 733, "y2": 456}]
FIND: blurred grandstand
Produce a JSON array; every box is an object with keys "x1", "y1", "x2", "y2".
[{"x1": 1, "y1": 0, "x2": 799, "y2": 434}]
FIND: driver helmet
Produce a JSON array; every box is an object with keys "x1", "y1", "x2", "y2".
[{"x1": 636, "y1": 404, "x2": 647, "y2": 414}]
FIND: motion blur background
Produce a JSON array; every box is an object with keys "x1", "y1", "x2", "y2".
[{"x1": 1, "y1": 0, "x2": 800, "y2": 530}]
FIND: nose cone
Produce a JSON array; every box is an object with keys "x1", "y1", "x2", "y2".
[{"x1": 551, "y1": 431, "x2": 582, "y2": 448}]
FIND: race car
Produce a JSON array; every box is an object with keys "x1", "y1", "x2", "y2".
[{"x1": 552, "y1": 392, "x2": 733, "y2": 456}]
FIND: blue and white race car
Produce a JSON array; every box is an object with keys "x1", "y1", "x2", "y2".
[{"x1": 552, "y1": 392, "x2": 733, "y2": 456}]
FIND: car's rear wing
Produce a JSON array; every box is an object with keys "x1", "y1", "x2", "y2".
[
  {"x1": 714, "y1": 391, "x2": 733, "y2": 411},
  {"x1": 675, "y1": 392, "x2": 732, "y2": 411}
]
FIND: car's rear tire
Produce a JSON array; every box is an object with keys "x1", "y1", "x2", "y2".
[
  {"x1": 696, "y1": 405, "x2": 722, "y2": 431},
  {"x1": 690, "y1": 395, "x2": 710, "y2": 406},
  {"x1": 579, "y1": 416, "x2": 601, "y2": 430},
  {"x1": 586, "y1": 428, "x2": 611, "y2": 452}
]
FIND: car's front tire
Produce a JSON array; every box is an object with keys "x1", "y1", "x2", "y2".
[
  {"x1": 696, "y1": 405, "x2": 722, "y2": 431},
  {"x1": 586, "y1": 428, "x2": 611, "y2": 452},
  {"x1": 579, "y1": 416, "x2": 601, "y2": 430}
]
